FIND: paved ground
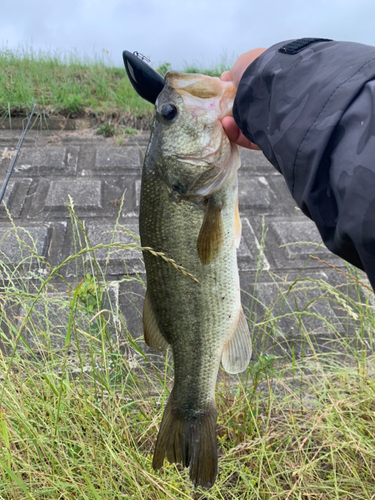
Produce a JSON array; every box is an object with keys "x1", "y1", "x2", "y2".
[{"x1": 0, "y1": 126, "x2": 369, "y2": 361}]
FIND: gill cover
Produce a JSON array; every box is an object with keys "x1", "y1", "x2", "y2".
[
  {"x1": 122, "y1": 50, "x2": 164, "y2": 104},
  {"x1": 161, "y1": 72, "x2": 241, "y2": 198}
]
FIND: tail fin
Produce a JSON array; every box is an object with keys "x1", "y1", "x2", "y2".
[{"x1": 152, "y1": 398, "x2": 218, "y2": 488}]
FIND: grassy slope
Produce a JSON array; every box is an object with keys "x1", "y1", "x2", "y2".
[
  {"x1": 0, "y1": 48, "x2": 153, "y2": 121},
  {"x1": 0, "y1": 48, "x2": 231, "y2": 124}
]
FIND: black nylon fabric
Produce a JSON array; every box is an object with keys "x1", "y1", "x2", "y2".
[
  {"x1": 233, "y1": 40, "x2": 375, "y2": 289},
  {"x1": 278, "y1": 38, "x2": 333, "y2": 54}
]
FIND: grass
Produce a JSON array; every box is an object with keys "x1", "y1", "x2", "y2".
[
  {"x1": 0, "y1": 200, "x2": 375, "y2": 499},
  {"x1": 183, "y1": 53, "x2": 234, "y2": 78},
  {"x1": 3, "y1": 45, "x2": 375, "y2": 499},
  {"x1": 0, "y1": 46, "x2": 153, "y2": 124},
  {"x1": 0, "y1": 46, "x2": 233, "y2": 128}
]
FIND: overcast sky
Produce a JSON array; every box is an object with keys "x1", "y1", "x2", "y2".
[{"x1": 1, "y1": 0, "x2": 375, "y2": 70}]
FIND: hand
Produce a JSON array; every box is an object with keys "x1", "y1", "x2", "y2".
[
  {"x1": 221, "y1": 48, "x2": 266, "y2": 87},
  {"x1": 221, "y1": 48, "x2": 266, "y2": 150},
  {"x1": 221, "y1": 116, "x2": 261, "y2": 150}
]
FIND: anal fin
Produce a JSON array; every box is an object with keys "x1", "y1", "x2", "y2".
[
  {"x1": 197, "y1": 197, "x2": 223, "y2": 265},
  {"x1": 222, "y1": 308, "x2": 252, "y2": 374},
  {"x1": 143, "y1": 291, "x2": 169, "y2": 351}
]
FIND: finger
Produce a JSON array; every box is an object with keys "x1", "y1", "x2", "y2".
[
  {"x1": 221, "y1": 116, "x2": 261, "y2": 150},
  {"x1": 220, "y1": 70, "x2": 233, "y2": 81},
  {"x1": 229, "y1": 48, "x2": 267, "y2": 87}
]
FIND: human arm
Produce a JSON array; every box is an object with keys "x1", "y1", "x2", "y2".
[{"x1": 227, "y1": 39, "x2": 375, "y2": 289}]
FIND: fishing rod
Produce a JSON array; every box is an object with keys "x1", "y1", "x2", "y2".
[{"x1": 0, "y1": 103, "x2": 36, "y2": 204}]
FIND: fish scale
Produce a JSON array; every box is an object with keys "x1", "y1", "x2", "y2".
[{"x1": 139, "y1": 71, "x2": 252, "y2": 488}]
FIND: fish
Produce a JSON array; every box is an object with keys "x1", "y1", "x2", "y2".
[
  {"x1": 122, "y1": 50, "x2": 252, "y2": 487},
  {"x1": 137, "y1": 70, "x2": 252, "y2": 488}
]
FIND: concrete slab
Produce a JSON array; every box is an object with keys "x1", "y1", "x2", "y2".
[
  {"x1": 0, "y1": 147, "x2": 79, "y2": 176},
  {"x1": 45, "y1": 180, "x2": 103, "y2": 210},
  {"x1": 95, "y1": 147, "x2": 141, "y2": 169},
  {"x1": 0, "y1": 225, "x2": 49, "y2": 267},
  {"x1": 0, "y1": 127, "x2": 370, "y2": 361}
]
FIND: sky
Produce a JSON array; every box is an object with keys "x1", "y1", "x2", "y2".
[{"x1": 1, "y1": 0, "x2": 375, "y2": 70}]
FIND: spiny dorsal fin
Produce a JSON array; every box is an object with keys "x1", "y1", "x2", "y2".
[
  {"x1": 197, "y1": 197, "x2": 223, "y2": 265},
  {"x1": 221, "y1": 308, "x2": 252, "y2": 374},
  {"x1": 234, "y1": 197, "x2": 242, "y2": 248},
  {"x1": 143, "y1": 291, "x2": 169, "y2": 351}
]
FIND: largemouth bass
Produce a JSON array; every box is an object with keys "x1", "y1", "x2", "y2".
[{"x1": 138, "y1": 71, "x2": 252, "y2": 488}]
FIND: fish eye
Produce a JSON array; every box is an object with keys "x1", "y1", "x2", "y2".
[{"x1": 160, "y1": 104, "x2": 178, "y2": 122}]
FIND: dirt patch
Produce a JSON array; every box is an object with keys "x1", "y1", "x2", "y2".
[{"x1": 0, "y1": 111, "x2": 153, "y2": 132}]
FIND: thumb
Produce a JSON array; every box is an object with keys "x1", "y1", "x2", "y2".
[
  {"x1": 220, "y1": 70, "x2": 233, "y2": 82},
  {"x1": 221, "y1": 116, "x2": 261, "y2": 150}
]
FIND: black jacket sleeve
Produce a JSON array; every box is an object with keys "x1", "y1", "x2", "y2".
[{"x1": 233, "y1": 38, "x2": 375, "y2": 289}]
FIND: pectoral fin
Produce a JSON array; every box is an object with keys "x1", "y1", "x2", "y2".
[
  {"x1": 197, "y1": 197, "x2": 223, "y2": 265},
  {"x1": 143, "y1": 291, "x2": 169, "y2": 351},
  {"x1": 234, "y1": 197, "x2": 242, "y2": 248},
  {"x1": 221, "y1": 308, "x2": 252, "y2": 374}
]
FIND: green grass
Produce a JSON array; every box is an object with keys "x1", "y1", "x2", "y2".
[
  {"x1": 0, "y1": 202, "x2": 375, "y2": 498},
  {"x1": 183, "y1": 53, "x2": 234, "y2": 77},
  {"x1": 0, "y1": 47, "x2": 153, "y2": 122},
  {"x1": 0, "y1": 47, "x2": 232, "y2": 125}
]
